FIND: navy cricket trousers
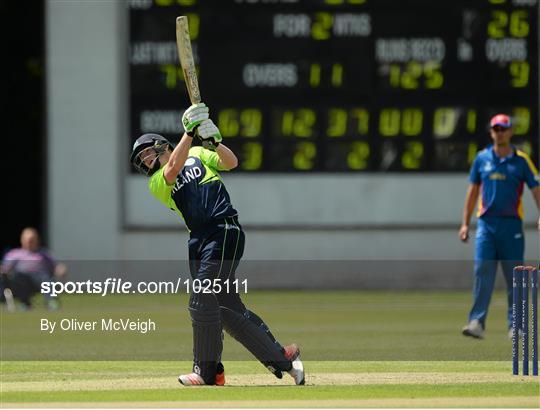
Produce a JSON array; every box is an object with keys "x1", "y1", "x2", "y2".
[{"x1": 188, "y1": 216, "x2": 247, "y2": 316}]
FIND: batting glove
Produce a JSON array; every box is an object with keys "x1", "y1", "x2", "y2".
[
  {"x1": 196, "y1": 119, "x2": 222, "y2": 150},
  {"x1": 182, "y1": 103, "x2": 209, "y2": 135}
]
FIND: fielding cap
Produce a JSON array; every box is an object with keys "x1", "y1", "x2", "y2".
[{"x1": 490, "y1": 114, "x2": 511, "y2": 128}]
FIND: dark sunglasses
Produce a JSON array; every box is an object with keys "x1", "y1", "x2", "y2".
[{"x1": 491, "y1": 126, "x2": 509, "y2": 132}]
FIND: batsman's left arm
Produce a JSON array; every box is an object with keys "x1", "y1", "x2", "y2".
[
  {"x1": 197, "y1": 118, "x2": 238, "y2": 170},
  {"x1": 216, "y1": 144, "x2": 238, "y2": 170}
]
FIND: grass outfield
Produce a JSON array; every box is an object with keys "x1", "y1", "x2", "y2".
[
  {"x1": 1, "y1": 291, "x2": 538, "y2": 408},
  {"x1": 1, "y1": 361, "x2": 538, "y2": 408}
]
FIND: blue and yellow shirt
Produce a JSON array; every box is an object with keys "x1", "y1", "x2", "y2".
[
  {"x1": 148, "y1": 147, "x2": 238, "y2": 232},
  {"x1": 469, "y1": 145, "x2": 539, "y2": 219}
]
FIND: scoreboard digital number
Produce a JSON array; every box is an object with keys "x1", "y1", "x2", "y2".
[{"x1": 128, "y1": 0, "x2": 539, "y2": 172}]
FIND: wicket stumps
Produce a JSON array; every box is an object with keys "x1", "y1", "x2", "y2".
[
  {"x1": 512, "y1": 265, "x2": 538, "y2": 376},
  {"x1": 532, "y1": 266, "x2": 538, "y2": 376}
]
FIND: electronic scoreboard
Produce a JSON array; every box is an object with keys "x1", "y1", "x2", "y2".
[{"x1": 129, "y1": 0, "x2": 538, "y2": 172}]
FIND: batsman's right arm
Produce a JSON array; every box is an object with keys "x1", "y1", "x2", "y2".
[{"x1": 216, "y1": 144, "x2": 238, "y2": 170}]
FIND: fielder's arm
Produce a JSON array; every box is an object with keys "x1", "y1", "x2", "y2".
[
  {"x1": 459, "y1": 183, "x2": 480, "y2": 242},
  {"x1": 216, "y1": 144, "x2": 238, "y2": 170},
  {"x1": 164, "y1": 133, "x2": 193, "y2": 184}
]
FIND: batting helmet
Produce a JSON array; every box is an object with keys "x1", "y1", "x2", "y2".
[{"x1": 130, "y1": 133, "x2": 174, "y2": 176}]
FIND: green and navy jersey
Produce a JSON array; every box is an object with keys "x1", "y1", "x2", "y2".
[
  {"x1": 469, "y1": 145, "x2": 539, "y2": 219},
  {"x1": 148, "y1": 147, "x2": 237, "y2": 232}
]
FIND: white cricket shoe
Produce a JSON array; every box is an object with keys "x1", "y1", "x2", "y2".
[
  {"x1": 462, "y1": 319, "x2": 484, "y2": 339},
  {"x1": 284, "y1": 344, "x2": 305, "y2": 385},
  {"x1": 3, "y1": 288, "x2": 15, "y2": 313},
  {"x1": 178, "y1": 373, "x2": 206, "y2": 386}
]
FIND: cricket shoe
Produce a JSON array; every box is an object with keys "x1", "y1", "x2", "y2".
[
  {"x1": 178, "y1": 373, "x2": 206, "y2": 386},
  {"x1": 284, "y1": 344, "x2": 300, "y2": 361},
  {"x1": 462, "y1": 319, "x2": 484, "y2": 339},
  {"x1": 284, "y1": 344, "x2": 305, "y2": 385},
  {"x1": 178, "y1": 367, "x2": 225, "y2": 386},
  {"x1": 215, "y1": 363, "x2": 226, "y2": 386},
  {"x1": 3, "y1": 289, "x2": 15, "y2": 313}
]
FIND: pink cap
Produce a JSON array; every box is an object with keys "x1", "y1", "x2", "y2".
[{"x1": 490, "y1": 114, "x2": 512, "y2": 128}]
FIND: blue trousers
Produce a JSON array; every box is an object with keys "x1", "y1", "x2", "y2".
[{"x1": 469, "y1": 216, "x2": 524, "y2": 329}]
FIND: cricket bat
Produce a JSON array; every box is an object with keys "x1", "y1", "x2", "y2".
[{"x1": 176, "y1": 16, "x2": 201, "y2": 104}]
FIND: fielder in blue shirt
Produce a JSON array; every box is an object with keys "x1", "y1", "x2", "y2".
[{"x1": 460, "y1": 114, "x2": 540, "y2": 339}]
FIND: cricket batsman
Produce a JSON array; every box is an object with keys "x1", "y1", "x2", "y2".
[{"x1": 130, "y1": 103, "x2": 304, "y2": 386}]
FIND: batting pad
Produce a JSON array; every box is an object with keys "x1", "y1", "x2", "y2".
[
  {"x1": 220, "y1": 306, "x2": 292, "y2": 378},
  {"x1": 189, "y1": 292, "x2": 222, "y2": 383}
]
